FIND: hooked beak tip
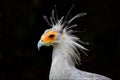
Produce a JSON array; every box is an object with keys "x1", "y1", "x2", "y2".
[
  {"x1": 38, "y1": 47, "x2": 40, "y2": 51},
  {"x1": 37, "y1": 40, "x2": 43, "y2": 50}
]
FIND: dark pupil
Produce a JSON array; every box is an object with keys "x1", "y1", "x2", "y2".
[{"x1": 49, "y1": 34, "x2": 54, "y2": 38}]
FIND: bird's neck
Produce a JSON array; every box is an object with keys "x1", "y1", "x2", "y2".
[
  {"x1": 49, "y1": 34, "x2": 83, "y2": 79},
  {"x1": 50, "y1": 35, "x2": 81, "y2": 69},
  {"x1": 52, "y1": 43, "x2": 75, "y2": 68},
  {"x1": 49, "y1": 43, "x2": 76, "y2": 79}
]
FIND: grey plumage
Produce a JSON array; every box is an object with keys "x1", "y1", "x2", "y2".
[
  {"x1": 49, "y1": 31, "x2": 111, "y2": 80},
  {"x1": 37, "y1": 5, "x2": 112, "y2": 80}
]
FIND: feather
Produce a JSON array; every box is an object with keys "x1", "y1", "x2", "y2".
[
  {"x1": 50, "y1": 17, "x2": 54, "y2": 25},
  {"x1": 51, "y1": 9, "x2": 56, "y2": 23},
  {"x1": 63, "y1": 4, "x2": 75, "y2": 22},
  {"x1": 43, "y1": 16, "x2": 52, "y2": 27},
  {"x1": 68, "y1": 13, "x2": 87, "y2": 24}
]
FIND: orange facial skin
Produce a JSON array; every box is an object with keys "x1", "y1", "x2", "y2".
[{"x1": 40, "y1": 30, "x2": 58, "y2": 44}]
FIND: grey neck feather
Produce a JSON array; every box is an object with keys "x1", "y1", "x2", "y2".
[
  {"x1": 49, "y1": 33, "x2": 86, "y2": 79},
  {"x1": 51, "y1": 34, "x2": 81, "y2": 67},
  {"x1": 52, "y1": 41, "x2": 76, "y2": 67}
]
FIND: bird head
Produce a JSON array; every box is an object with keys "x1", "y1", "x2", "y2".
[
  {"x1": 37, "y1": 5, "x2": 87, "y2": 50},
  {"x1": 37, "y1": 28, "x2": 62, "y2": 49}
]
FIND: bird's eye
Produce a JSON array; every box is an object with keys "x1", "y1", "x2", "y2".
[{"x1": 49, "y1": 34, "x2": 55, "y2": 38}]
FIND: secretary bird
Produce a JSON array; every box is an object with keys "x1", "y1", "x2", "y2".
[{"x1": 37, "y1": 5, "x2": 111, "y2": 80}]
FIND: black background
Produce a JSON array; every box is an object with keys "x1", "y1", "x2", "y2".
[{"x1": 0, "y1": 0, "x2": 119, "y2": 80}]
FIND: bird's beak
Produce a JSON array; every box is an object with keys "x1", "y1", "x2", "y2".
[{"x1": 37, "y1": 40, "x2": 43, "y2": 50}]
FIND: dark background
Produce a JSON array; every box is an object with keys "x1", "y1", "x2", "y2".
[{"x1": 0, "y1": 0, "x2": 119, "y2": 80}]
